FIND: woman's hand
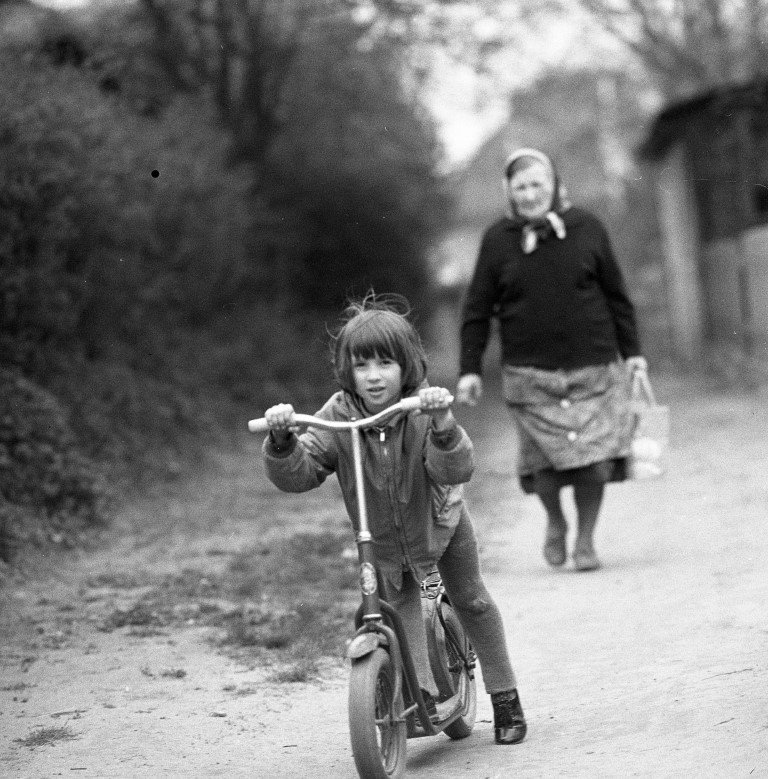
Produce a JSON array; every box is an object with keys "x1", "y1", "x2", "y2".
[
  {"x1": 418, "y1": 386, "x2": 454, "y2": 432},
  {"x1": 456, "y1": 373, "x2": 483, "y2": 406},
  {"x1": 625, "y1": 356, "x2": 649, "y2": 374},
  {"x1": 264, "y1": 403, "x2": 297, "y2": 446}
]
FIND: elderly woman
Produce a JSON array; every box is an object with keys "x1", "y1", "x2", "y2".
[{"x1": 457, "y1": 148, "x2": 647, "y2": 571}]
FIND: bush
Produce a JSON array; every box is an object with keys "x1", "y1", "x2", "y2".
[
  {"x1": 0, "y1": 369, "x2": 108, "y2": 561},
  {"x1": 0, "y1": 6, "x2": 451, "y2": 559},
  {"x1": 265, "y1": 16, "x2": 450, "y2": 313}
]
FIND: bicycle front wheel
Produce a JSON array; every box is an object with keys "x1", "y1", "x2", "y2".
[{"x1": 348, "y1": 647, "x2": 407, "y2": 779}]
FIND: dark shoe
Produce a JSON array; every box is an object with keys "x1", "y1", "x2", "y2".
[
  {"x1": 491, "y1": 689, "x2": 527, "y2": 745},
  {"x1": 420, "y1": 688, "x2": 439, "y2": 723},
  {"x1": 542, "y1": 526, "x2": 567, "y2": 567},
  {"x1": 573, "y1": 544, "x2": 601, "y2": 571}
]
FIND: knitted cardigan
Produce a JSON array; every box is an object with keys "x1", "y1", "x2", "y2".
[{"x1": 460, "y1": 207, "x2": 641, "y2": 374}]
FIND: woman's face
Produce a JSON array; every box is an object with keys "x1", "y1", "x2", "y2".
[
  {"x1": 508, "y1": 160, "x2": 556, "y2": 221},
  {"x1": 352, "y1": 353, "x2": 403, "y2": 413}
]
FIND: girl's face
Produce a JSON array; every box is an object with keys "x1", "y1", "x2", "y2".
[
  {"x1": 508, "y1": 160, "x2": 555, "y2": 220},
  {"x1": 352, "y1": 353, "x2": 403, "y2": 413}
]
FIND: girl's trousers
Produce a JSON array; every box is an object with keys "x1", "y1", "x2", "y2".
[{"x1": 382, "y1": 511, "x2": 518, "y2": 696}]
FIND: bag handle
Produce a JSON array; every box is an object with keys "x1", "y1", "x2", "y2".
[{"x1": 631, "y1": 370, "x2": 657, "y2": 406}]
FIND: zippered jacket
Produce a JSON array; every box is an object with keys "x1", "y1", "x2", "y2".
[{"x1": 262, "y1": 390, "x2": 474, "y2": 589}]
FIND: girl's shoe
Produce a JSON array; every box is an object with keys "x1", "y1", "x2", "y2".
[{"x1": 491, "y1": 689, "x2": 527, "y2": 744}]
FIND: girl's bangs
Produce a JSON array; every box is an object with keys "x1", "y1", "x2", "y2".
[
  {"x1": 333, "y1": 304, "x2": 426, "y2": 395},
  {"x1": 345, "y1": 316, "x2": 401, "y2": 362}
]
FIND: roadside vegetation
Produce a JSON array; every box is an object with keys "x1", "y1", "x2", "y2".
[
  {"x1": 87, "y1": 525, "x2": 358, "y2": 681},
  {"x1": 0, "y1": 1, "x2": 450, "y2": 563},
  {"x1": 14, "y1": 725, "x2": 79, "y2": 749}
]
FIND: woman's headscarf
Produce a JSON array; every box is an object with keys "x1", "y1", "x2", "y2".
[{"x1": 503, "y1": 148, "x2": 571, "y2": 254}]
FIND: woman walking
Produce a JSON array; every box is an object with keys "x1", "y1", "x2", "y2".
[{"x1": 457, "y1": 147, "x2": 648, "y2": 571}]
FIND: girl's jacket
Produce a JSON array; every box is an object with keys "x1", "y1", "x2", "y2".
[{"x1": 262, "y1": 390, "x2": 475, "y2": 590}]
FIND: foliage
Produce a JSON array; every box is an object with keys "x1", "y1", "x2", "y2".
[
  {"x1": 228, "y1": 530, "x2": 356, "y2": 601},
  {"x1": 265, "y1": 12, "x2": 449, "y2": 309},
  {"x1": 0, "y1": 3, "x2": 449, "y2": 559},
  {"x1": 0, "y1": 369, "x2": 108, "y2": 561},
  {"x1": 0, "y1": 48, "x2": 257, "y2": 475},
  {"x1": 139, "y1": 0, "x2": 307, "y2": 169},
  {"x1": 564, "y1": 0, "x2": 768, "y2": 97},
  {"x1": 131, "y1": 0, "x2": 451, "y2": 311},
  {"x1": 14, "y1": 725, "x2": 78, "y2": 749}
]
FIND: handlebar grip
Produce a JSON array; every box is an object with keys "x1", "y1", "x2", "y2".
[
  {"x1": 406, "y1": 394, "x2": 454, "y2": 406},
  {"x1": 248, "y1": 418, "x2": 270, "y2": 434},
  {"x1": 399, "y1": 396, "x2": 423, "y2": 412},
  {"x1": 399, "y1": 394, "x2": 454, "y2": 412},
  {"x1": 247, "y1": 394, "x2": 453, "y2": 434}
]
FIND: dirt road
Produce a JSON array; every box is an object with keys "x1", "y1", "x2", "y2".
[{"x1": 2, "y1": 373, "x2": 767, "y2": 778}]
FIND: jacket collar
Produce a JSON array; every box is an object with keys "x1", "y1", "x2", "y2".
[{"x1": 342, "y1": 385, "x2": 423, "y2": 426}]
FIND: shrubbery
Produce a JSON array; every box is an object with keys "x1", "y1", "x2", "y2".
[
  {"x1": 0, "y1": 369, "x2": 107, "y2": 561},
  {"x1": 0, "y1": 5, "x2": 450, "y2": 561}
]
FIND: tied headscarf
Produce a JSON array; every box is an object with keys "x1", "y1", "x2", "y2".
[{"x1": 503, "y1": 148, "x2": 571, "y2": 255}]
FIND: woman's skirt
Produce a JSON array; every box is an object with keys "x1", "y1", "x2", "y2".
[{"x1": 502, "y1": 362, "x2": 633, "y2": 494}]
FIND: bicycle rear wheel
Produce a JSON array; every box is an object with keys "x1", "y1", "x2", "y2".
[
  {"x1": 348, "y1": 647, "x2": 407, "y2": 778},
  {"x1": 426, "y1": 599, "x2": 477, "y2": 740}
]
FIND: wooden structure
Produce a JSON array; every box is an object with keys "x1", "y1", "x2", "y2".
[{"x1": 639, "y1": 81, "x2": 768, "y2": 369}]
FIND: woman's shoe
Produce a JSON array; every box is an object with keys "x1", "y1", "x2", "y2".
[
  {"x1": 573, "y1": 544, "x2": 601, "y2": 571},
  {"x1": 491, "y1": 689, "x2": 527, "y2": 744},
  {"x1": 542, "y1": 526, "x2": 567, "y2": 566}
]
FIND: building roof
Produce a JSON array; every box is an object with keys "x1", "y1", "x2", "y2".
[{"x1": 639, "y1": 79, "x2": 768, "y2": 160}]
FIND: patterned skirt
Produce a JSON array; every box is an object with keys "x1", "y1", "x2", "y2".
[{"x1": 502, "y1": 362, "x2": 634, "y2": 494}]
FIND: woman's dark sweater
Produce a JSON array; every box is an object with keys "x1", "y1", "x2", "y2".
[{"x1": 460, "y1": 207, "x2": 641, "y2": 374}]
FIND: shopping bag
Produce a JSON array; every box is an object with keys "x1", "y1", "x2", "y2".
[{"x1": 627, "y1": 371, "x2": 669, "y2": 480}]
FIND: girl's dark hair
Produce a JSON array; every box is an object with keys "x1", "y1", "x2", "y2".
[{"x1": 332, "y1": 292, "x2": 428, "y2": 397}]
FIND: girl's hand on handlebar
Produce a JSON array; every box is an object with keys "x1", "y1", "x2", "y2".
[
  {"x1": 418, "y1": 387, "x2": 454, "y2": 430},
  {"x1": 264, "y1": 403, "x2": 298, "y2": 445}
]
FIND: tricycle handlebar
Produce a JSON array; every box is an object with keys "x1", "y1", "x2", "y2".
[{"x1": 248, "y1": 394, "x2": 451, "y2": 434}]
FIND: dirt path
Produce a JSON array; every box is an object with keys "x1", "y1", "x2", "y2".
[{"x1": 2, "y1": 373, "x2": 767, "y2": 778}]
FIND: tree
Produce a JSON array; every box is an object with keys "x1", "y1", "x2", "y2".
[
  {"x1": 564, "y1": 0, "x2": 768, "y2": 97},
  {"x1": 140, "y1": 0, "x2": 316, "y2": 171},
  {"x1": 263, "y1": 10, "x2": 450, "y2": 311},
  {"x1": 131, "y1": 0, "x2": 449, "y2": 313}
]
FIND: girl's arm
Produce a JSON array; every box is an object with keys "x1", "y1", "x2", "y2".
[
  {"x1": 419, "y1": 387, "x2": 475, "y2": 485},
  {"x1": 262, "y1": 402, "x2": 338, "y2": 493}
]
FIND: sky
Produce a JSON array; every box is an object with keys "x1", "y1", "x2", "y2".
[{"x1": 424, "y1": 12, "x2": 608, "y2": 167}]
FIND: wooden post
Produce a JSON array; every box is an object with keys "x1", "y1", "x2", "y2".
[
  {"x1": 733, "y1": 107, "x2": 757, "y2": 388},
  {"x1": 654, "y1": 144, "x2": 705, "y2": 364}
]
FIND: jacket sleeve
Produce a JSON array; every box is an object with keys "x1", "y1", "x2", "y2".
[
  {"x1": 595, "y1": 222, "x2": 642, "y2": 358},
  {"x1": 262, "y1": 409, "x2": 339, "y2": 493},
  {"x1": 423, "y1": 423, "x2": 475, "y2": 485},
  {"x1": 460, "y1": 229, "x2": 499, "y2": 376}
]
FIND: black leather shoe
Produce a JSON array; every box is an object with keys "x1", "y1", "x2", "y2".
[{"x1": 492, "y1": 689, "x2": 527, "y2": 745}]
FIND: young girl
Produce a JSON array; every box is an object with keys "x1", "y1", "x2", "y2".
[{"x1": 261, "y1": 295, "x2": 526, "y2": 745}]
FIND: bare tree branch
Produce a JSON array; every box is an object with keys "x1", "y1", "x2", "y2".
[{"x1": 572, "y1": 0, "x2": 767, "y2": 94}]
